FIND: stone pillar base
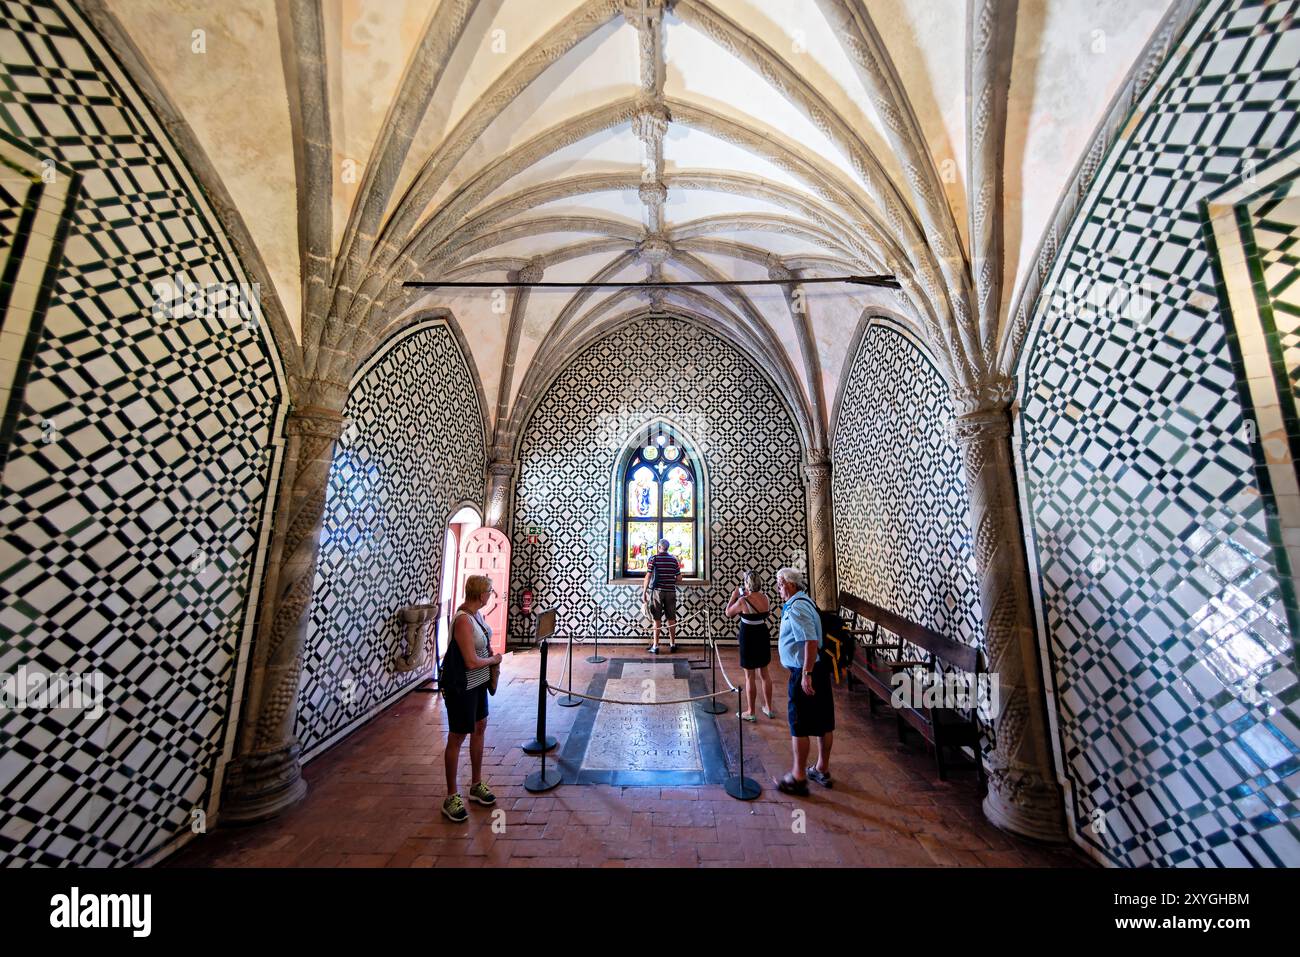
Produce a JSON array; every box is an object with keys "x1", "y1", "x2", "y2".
[
  {"x1": 982, "y1": 768, "x2": 1069, "y2": 843},
  {"x1": 220, "y1": 742, "x2": 309, "y2": 825}
]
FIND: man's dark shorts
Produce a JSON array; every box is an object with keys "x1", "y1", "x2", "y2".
[
  {"x1": 787, "y1": 658, "x2": 834, "y2": 737},
  {"x1": 648, "y1": 589, "x2": 678, "y2": 622}
]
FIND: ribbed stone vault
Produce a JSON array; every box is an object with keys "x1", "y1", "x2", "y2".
[{"x1": 94, "y1": 0, "x2": 1180, "y2": 444}]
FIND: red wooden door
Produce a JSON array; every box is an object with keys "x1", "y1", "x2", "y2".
[{"x1": 458, "y1": 526, "x2": 511, "y2": 654}]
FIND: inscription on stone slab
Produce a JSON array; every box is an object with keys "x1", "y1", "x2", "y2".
[{"x1": 581, "y1": 675, "x2": 701, "y2": 771}]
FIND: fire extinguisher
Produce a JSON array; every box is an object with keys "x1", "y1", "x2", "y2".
[{"x1": 521, "y1": 584, "x2": 534, "y2": 617}]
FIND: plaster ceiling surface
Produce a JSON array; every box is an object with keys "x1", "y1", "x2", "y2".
[
  {"x1": 1004, "y1": 0, "x2": 1172, "y2": 303},
  {"x1": 103, "y1": 0, "x2": 302, "y2": 338},
  {"x1": 108, "y1": 0, "x2": 1177, "y2": 449},
  {"x1": 322, "y1": 0, "x2": 436, "y2": 262}
]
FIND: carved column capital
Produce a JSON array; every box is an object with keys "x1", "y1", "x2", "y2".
[
  {"x1": 286, "y1": 405, "x2": 346, "y2": 440},
  {"x1": 951, "y1": 374, "x2": 1015, "y2": 419},
  {"x1": 949, "y1": 406, "x2": 1012, "y2": 445},
  {"x1": 287, "y1": 375, "x2": 349, "y2": 412},
  {"x1": 803, "y1": 447, "x2": 831, "y2": 475},
  {"x1": 485, "y1": 459, "x2": 519, "y2": 531}
]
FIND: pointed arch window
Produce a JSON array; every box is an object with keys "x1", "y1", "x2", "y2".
[{"x1": 615, "y1": 422, "x2": 702, "y2": 579}]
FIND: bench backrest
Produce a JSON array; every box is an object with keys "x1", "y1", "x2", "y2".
[{"x1": 837, "y1": 589, "x2": 980, "y2": 674}]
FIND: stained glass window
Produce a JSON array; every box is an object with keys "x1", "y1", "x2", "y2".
[{"x1": 618, "y1": 426, "x2": 701, "y2": 577}]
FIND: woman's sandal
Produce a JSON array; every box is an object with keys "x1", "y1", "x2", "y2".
[
  {"x1": 774, "y1": 773, "x2": 809, "y2": 796},
  {"x1": 762, "y1": 708, "x2": 776, "y2": 719},
  {"x1": 737, "y1": 711, "x2": 757, "y2": 723},
  {"x1": 648, "y1": 645, "x2": 659, "y2": 654}
]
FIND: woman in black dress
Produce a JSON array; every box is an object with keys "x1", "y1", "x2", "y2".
[{"x1": 725, "y1": 569, "x2": 775, "y2": 721}]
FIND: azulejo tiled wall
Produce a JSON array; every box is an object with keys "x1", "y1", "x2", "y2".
[
  {"x1": 510, "y1": 316, "x2": 807, "y2": 642},
  {"x1": 830, "y1": 319, "x2": 984, "y2": 650},
  {"x1": 297, "y1": 320, "x2": 485, "y2": 758},
  {"x1": 0, "y1": 0, "x2": 286, "y2": 865},
  {"x1": 1018, "y1": 0, "x2": 1300, "y2": 867}
]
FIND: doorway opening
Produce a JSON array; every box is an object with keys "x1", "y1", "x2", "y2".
[{"x1": 438, "y1": 504, "x2": 482, "y2": 665}]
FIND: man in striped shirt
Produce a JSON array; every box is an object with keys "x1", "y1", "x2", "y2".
[{"x1": 642, "y1": 538, "x2": 682, "y2": 653}]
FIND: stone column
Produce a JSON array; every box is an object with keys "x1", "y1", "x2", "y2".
[
  {"x1": 484, "y1": 459, "x2": 517, "y2": 533},
  {"x1": 803, "y1": 450, "x2": 838, "y2": 608},
  {"x1": 950, "y1": 405, "x2": 1067, "y2": 842},
  {"x1": 222, "y1": 399, "x2": 345, "y2": 823}
]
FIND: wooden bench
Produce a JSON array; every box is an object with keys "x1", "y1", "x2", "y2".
[{"x1": 837, "y1": 590, "x2": 985, "y2": 784}]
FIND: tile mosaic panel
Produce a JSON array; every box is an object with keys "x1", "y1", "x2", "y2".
[
  {"x1": 0, "y1": 132, "x2": 78, "y2": 468},
  {"x1": 298, "y1": 320, "x2": 485, "y2": 758},
  {"x1": 830, "y1": 319, "x2": 984, "y2": 650},
  {"x1": 1245, "y1": 175, "x2": 1300, "y2": 436},
  {"x1": 1018, "y1": 0, "x2": 1300, "y2": 868},
  {"x1": 509, "y1": 317, "x2": 807, "y2": 643},
  {"x1": 0, "y1": 0, "x2": 286, "y2": 866}
]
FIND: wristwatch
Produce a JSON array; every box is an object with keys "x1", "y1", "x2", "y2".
[{"x1": 802, "y1": 669, "x2": 814, "y2": 676}]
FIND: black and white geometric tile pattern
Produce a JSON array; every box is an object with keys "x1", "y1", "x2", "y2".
[
  {"x1": 297, "y1": 320, "x2": 485, "y2": 757},
  {"x1": 1249, "y1": 185, "x2": 1300, "y2": 397},
  {"x1": 1019, "y1": 0, "x2": 1300, "y2": 868},
  {"x1": 510, "y1": 316, "x2": 807, "y2": 643},
  {"x1": 831, "y1": 319, "x2": 984, "y2": 651},
  {"x1": 0, "y1": 0, "x2": 286, "y2": 866}
]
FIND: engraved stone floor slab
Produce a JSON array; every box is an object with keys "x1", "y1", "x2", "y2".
[
  {"x1": 556, "y1": 659, "x2": 729, "y2": 786},
  {"x1": 580, "y1": 675, "x2": 701, "y2": 771}
]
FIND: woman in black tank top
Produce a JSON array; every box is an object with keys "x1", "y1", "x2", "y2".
[{"x1": 724, "y1": 569, "x2": 775, "y2": 721}]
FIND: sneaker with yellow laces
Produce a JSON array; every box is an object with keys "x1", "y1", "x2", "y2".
[
  {"x1": 468, "y1": 781, "x2": 496, "y2": 806},
  {"x1": 441, "y1": 793, "x2": 468, "y2": 822}
]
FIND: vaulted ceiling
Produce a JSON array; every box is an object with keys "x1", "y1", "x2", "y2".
[{"x1": 102, "y1": 0, "x2": 1174, "y2": 452}]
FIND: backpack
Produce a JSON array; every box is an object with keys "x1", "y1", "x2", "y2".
[{"x1": 792, "y1": 594, "x2": 854, "y2": 683}]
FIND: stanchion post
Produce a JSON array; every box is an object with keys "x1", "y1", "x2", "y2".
[
  {"x1": 700, "y1": 636, "x2": 726, "y2": 715},
  {"x1": 725, "y1": 685, "x2": 760, "y2": 800},
  {"x1": 559, "y1": 629, "x2": 581, "y2": 708},
  {"x1": 524, "y1": 638, "x2": 562, "y2": 793},
  {"x1": 585, "y1": 613, "x2": 606, "y2": 664},
  {"x1": 522, "y1": 638, "x2": 558, "y2": 754}
]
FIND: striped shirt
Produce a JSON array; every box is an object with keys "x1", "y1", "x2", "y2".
[
  {"x1": 456, "y1": 611, "x2": 492, "y2": 690},
  {"x1": 647, "y1": 553, "x2": 680, "y2": 591}
]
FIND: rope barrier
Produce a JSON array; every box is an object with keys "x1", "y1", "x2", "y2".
[
  {"x1": 566, "y1": 605, "x2": 709, "y2": 642},
  {"x1": 712, "y1": 638, "x2": 738, "y2": 691},
  {"x1": 544, "y1": 681, "x2": 736, "y2": 706},
  {"x1": 519, "y1": 632, "x2": 761, "y2": 801},
  {"x1": 545, "y1": 635, "x2": 739, "y2": 705}
]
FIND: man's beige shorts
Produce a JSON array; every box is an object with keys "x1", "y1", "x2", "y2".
[{"x1": 647, "y1": 589, "x2": 678, "y2": 622}]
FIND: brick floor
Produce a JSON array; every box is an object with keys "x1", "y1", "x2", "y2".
[{"x1": 167, "y1": 644, "x2": 1090, "y2": 868}]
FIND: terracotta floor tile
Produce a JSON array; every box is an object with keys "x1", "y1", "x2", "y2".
[{"x1": 166, "y1": 647, "x2": 1091, "y2": 870}]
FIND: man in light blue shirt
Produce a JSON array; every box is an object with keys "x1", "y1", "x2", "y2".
[
  {"x1": 774, "y1": 567, "x2": 834, "y2": 796},
  {"x1": 778, "y1": 576, "x2": 822, "y2": 668}
]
